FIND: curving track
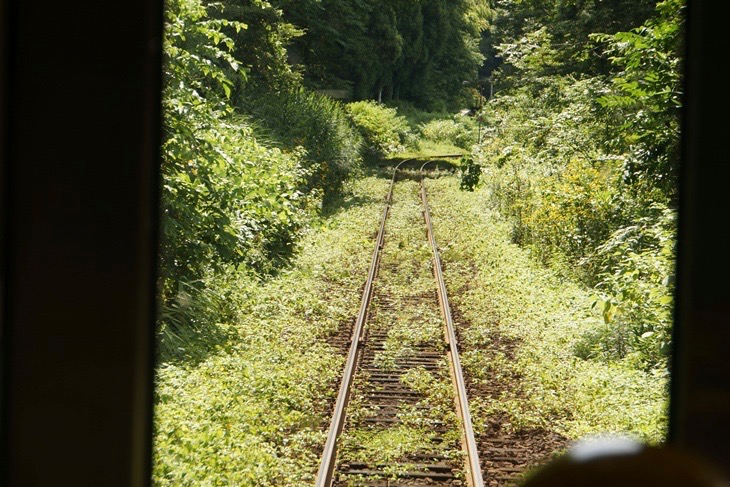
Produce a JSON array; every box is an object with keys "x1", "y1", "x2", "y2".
[{"x1": 316, "y1": 157, "x2": 484, "y2": 487}]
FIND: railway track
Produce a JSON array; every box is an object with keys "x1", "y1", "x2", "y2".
[{"x1": 316, "y1": 157, "x2": 485, "y2": 487}]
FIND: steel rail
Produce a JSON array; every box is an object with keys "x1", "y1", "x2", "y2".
[
  {"x1": 315, "y1": 154, "x2": 468, "y2": 487},
  {"x1": 314, "y1": 158, "x2": 412, "y2": 487},
  {"x1": 420, "y1": 159, "x2": 485, "y2": 487}
]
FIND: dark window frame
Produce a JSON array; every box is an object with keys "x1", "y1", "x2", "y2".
[{"x1": 0, "y1": 1, "x2": 728, "y2": 485}]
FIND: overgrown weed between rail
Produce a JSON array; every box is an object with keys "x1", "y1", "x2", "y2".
[{"x1": 335, "y1": 179, "x2": 463, "y2": 479}]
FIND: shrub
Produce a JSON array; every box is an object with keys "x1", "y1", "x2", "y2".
[
  {"x1": 420, "y1": 119, "x2": 460, "y2": 143},
  {"x1": 386, "y1": 100, "x2": 449, "y2": 127},
  {"x1": 346, "y1": 101, "x2": 412, "y2": 161},
  {"x1": 238, "y1": 87, "x2": 363, "y2": 203},
  {"x1": 420, "y1": 116, "x2": 477, "y2": 149},
  {"x1": 588, "y1": 206, "x2": 676, "y2": 370},
  {"x1": 160, "y1": 117, "x2": 314, "y2": 301},
  {"x1": 459, "y1": 155, "x2": 481, "y2": 191},
  {"x1": 475, "y1": 76, "x2": 625, "y2": 264},
  {"x1": 426, "y1": 175, "x2": 668, "y2": 445},
  {"x1": 522, "y1": 157, "x2": 620, "y2": 264},
  {"x1": 160, "y1": 0, "x2": 314, "y2": 302},
  {"x1": 474, "y1": 67, "x2": 678, "y2": 371}
]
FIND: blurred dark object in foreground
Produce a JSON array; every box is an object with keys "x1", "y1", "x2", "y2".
[{"x1": 522, "y1": 437, "x2": 729, "y2": 487}]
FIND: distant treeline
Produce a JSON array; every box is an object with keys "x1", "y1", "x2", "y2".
[
  {"x1": 473, "y1": 0, "x2": 683, "y2": 369},
  {"x1": 220, "y1": 0, "x2": 491, "y2": 110}
]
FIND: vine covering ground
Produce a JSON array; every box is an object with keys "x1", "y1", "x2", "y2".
[
  {"x1": 154, "y1": 177, "x2": 388, "y2": 486},
  {"x1": 154, "y1": 169, "x2": 668, "y2": 485},
  {"x1": 426, "y1": 174, "x2": 668, "y2": 449}
]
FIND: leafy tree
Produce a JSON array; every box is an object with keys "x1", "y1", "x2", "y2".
[
  {"x1": 483, "y1": 0, "x2": 658, "y2": 83},
  {"x1": 279, "y1": 0, "x2": 491, "y2": 110},
  {"x1": 474, "y1": 0, "x2": 684, "y2": 370},
  {"x1": 160, "y1": 0, "x2": 312, "y2": 301},
  {"x1": 213, "y1": 0, "x2": 303, "y2": 91},
  {"x1": 593, "y1": 0, "x2": 684, "y2": 201}
]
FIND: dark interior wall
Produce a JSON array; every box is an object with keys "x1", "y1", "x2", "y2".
[
  {"x1": 0, "y1": 0, "x2": 727, "y2": 486},
  {"x1": 671, "y1": 0, "x2": 730, "y2": 473},
  {"x1": 0, "y1": 2, "x2": 6, "y2": 472},
  {"x1": 0, "y1": 0, "x2": 162, "y2": 486}
]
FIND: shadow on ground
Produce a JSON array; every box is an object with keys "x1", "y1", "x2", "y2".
[{"x1": 372, "y1": 156, "x2": 461, "y2": 182}]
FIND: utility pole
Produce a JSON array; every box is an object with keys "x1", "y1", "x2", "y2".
[{"x1": 477, "y1": 83, "x2": 483, "y2": 145}]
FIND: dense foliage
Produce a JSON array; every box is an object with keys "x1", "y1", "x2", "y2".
[
  {"x1": 345, "y1": 101, "x2": 413, "y2": 161},
  {"x1": 593, "y1": 0, "x2": 683, "y2": 201},
  {"x1": 158, "y1": 0, "x2": 492, "y2": 306},
  {"x1": 155, "y1": 0, "x2": 684, "y2": 481},
  {"x1": 160, "y1": 0, "x2": 313, "y2": 301},
  {"x1": 473, "y1": 0, "x2": 683, "y2": 370},
  {"x1": 482, "y1": 0, "x2": 658, "y2": 79},
  {"x1": 280, "y1": 0, "x2": 492, "y2": 110},
  {"x1": 215, "y1": 0, "x2": 302, "y2": 90},
  {"x1": 238, "y1": 87, "x2": 363, "y2": 203},
  {"x1": 154, "y1": 178, "x2": 391, "y2": 485},
  {"x1": 159, "y1": 0, "x2": 375, "y2": 304},
  {"x1": 428, "y1": 175, "x2": 668, "y2": 445},
  {"x1": 155, "y1": 174, "x2": 669, "y2": 485}
]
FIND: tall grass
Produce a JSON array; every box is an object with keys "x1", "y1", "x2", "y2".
[
  {"x1": 345, "y1": 101, "x2": 414, "y2": 161},
  {"x1": 238, "y1": 87, "x2": 363, "y2": 203}
]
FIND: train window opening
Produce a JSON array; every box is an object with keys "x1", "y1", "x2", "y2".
[
  {"x1": 8, "y1": 1, "x2": 730, "y2": 486},
  {"x1": 152, "y1": 1, "x2": 689, "y2": 485}
]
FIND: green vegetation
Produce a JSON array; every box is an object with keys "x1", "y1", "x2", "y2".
[
  {"x1": 419, "y1": 117, "x2": 477, "y2": 150},
  {"x1": 158, "y1": 0, "x2": 488, "y2": 307},
  {"x1": 458, "y1": 154, "x2": 482, "y2": 191},
  {"x1": 160, "y1": 0, "x2": 317, "y2": 302},
  {"x1": 155, "y1": 0, "x2": 684, "y2": 482},
  {"x1": 154, "y1": 177, "x2": 389, "y2": 485},
  {"x1": 427, "y1": 175, "x2": 668, "y2": 444},
  {"x1": 346, "y1": 101, "x2": 413, "y2": 161},
  {"x1": 281, "y1": 0, "x2": 492, "y2": 109},
  {"x1": 391, "y1": 103, "x2": 477, "y2": 157},
  {"x1": 159, "y1": 0, "x2": 367, "y2": 350},
  {"x1": 335, "y1": 180, "x2": 462, "y2": 479},
  {"x1": 474, "y1": 0, "x2": 683, "y2": 371},
  {"x1": 237, "y1": 87, "x2": 363, "y2": 203},
  {"x1": 157, "y1": 2, "x2": 489, "y2": 480}
]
